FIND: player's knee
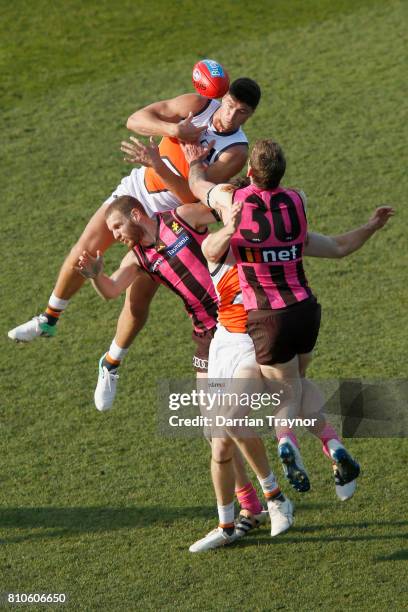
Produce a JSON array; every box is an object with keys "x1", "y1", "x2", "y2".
[
  {"x1": 125, "y1": 287, "x2": 153, "y2": 322},
  {"x1": 68, "y1": 237, "x2": 103, "y2": 262},
  {"x1": 67, "y1": 241, "x2": 87, "y2": 264},
  {"x1": 126, "y1": 298, "x2": 150, "y2": 325},
  {"x1": 212, "y1": 438, "x2": 233, "y2": 463}
]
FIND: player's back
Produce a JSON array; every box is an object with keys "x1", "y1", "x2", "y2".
[{"x1": 231, "y1": 184, "x2": 313, "y2": 311}]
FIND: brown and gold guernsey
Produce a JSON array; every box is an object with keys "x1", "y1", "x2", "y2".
[{"x1": 133, "y1": 210, "x2": 218, "y2": 334}]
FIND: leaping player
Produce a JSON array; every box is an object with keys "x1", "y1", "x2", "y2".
[{"x1": 8, "y1": 78, "x2": 260, "y2": 411}]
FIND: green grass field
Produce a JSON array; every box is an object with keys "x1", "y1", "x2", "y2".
[{"x1": 1, "y1": 0, "x2": 407, "y2": 609}]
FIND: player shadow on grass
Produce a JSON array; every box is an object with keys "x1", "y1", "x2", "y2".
[
  {"x1": 374, "y1": 549, "x2": 408, "y2": 562},
  {"x1": 237, "y1": 520, "x2": 408, "y2": 548},
  {"x1": 0, "y1": 505, "x2": 216, "y2": 544}
]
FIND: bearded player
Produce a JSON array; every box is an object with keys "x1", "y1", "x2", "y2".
[
  {"x1": 75, "y1": 194, "x2": 295, "y2": 549},
  {"x1": 8, "y1": 77, "x2": 260, "y2": 409}
]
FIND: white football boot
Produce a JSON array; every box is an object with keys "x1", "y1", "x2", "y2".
[
  {"x1": 8, "y1": 314, "x2": 56, "y2": 342},
  {"x1": 267, "y1": 496, "x2": 294, "y2": 536},
  {"x1": 189, "y1": 527, "x2": 239, "y2": 553},
  {"x1": 94, "y1": 354, "x2": 119, "y2": 412},
  {"x1": 335, "y1": 479, "x2": 357, "y2": 501}
]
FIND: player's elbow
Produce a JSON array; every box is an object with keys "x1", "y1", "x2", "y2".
[
  {"x1": 336, "y1": 248, "x2": 348, "y2": 259},
  {"x1": 126, "y1": 117, "x2": 134, "y2": 131},
  {"x1": 202, "y1": 246, "x2": 221, "y2": 264},
  {"x1": 126, "y1": 112, "x2": 139, "y2": 131},
  {"x1": 333, "y1": 243, "x2": 348, "y2": 258},
  {"x1": 205, "y1": 252, "x2": 220, "y2": 264}
]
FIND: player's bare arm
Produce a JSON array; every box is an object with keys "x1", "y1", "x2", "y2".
[
  {"x1": 75, "y1": 250, "x2": 140, "y2": 300},
  {"x1": 182, "y1": 142, "x2": 238, "y2": 213},
  {"x1": 206, "y1": 144, "x2": 248, "y2": 183},
  {"x1": 126, "y1": 93, "x2": 207, "y2": 141},
  {"x1": 305, "y1": 206, "x2": 394, "y2": 258},
  {"x1": 175, "y1": 203, "x2": 221, "y2": 233},
  {"x1": 201, "y1": 201, "x2": 243, "y2": 263}
]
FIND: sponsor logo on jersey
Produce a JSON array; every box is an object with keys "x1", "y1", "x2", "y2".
[
  {"x1": 151, "y1": 257, "x2": 164, "y2": 273},
  {"x1": 193, "y1": 355, "x2": 208, "y2": 370},
  {"x1": 171, "y1": 221, "x2": 183, "y2": 235},
  {"x1": 203, "y1": 60, "x2": 224, "y2": 78},
  {"x1": 164, "y1": 232, "x2": 191, "y2": 258},
  {"x1": 238, "y1": 243, "x2": 303, "y2": 263}
]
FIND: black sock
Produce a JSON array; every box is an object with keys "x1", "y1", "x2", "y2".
[
  {"x1": 223, "y1": 526, "x2": 235, "y2": 536},
  {"x1": 42, "y1": 311, "x2": 60, "y2": 326},
  {"x1": 103, "y1": 356, "x2": 119, "y2": 372}
]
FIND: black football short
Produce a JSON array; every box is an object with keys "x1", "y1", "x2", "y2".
[
  {"x1": 192, "y1": 326, "x2": 216, "y2": 373},
  {"x1": 247, "y1": 297, "x2": 321, "y2": 366}
]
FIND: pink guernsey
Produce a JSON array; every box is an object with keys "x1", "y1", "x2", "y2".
[
  {"x1": 133, "y1": 210, "x2": 218, "y2": 333},
  {"x1": 230, "y1": 184, "x2": 313, "y2": 311}
]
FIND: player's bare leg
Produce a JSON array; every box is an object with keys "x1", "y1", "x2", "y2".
[
  {"x1": 8, "y1": 202, "x2": 115, "y2": 342},
  {"x1": 226, "y1": 368, "x2": 293, "y2": 537},
  {"x1": 260, "y1": 356, "x2": 310, "y2": 492},
  {"x1": 190, "y1": 437, "x2": 240, "y2": 553},
  {"x1": 298, "y1": 354, "x2": 360, "y2": 499},
  {"x1": 94, "y1": 273, "x2": 159, "y2": 411}
]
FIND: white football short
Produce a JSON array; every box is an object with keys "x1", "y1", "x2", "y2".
[
  {"x1": 208, "y1": 325, "x2": 258, "y2": 379},
  {"x1": 104, "y1": 167, "x2": 180, "y2": 217}
]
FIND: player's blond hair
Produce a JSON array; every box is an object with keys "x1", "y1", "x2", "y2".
[{"x1": 249, "y1": 140, "x2": 286, "y2": 190}]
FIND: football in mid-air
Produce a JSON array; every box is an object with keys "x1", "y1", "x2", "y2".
[{"x1": 192, "y1": 59, "x2": 230, "y2": 98}]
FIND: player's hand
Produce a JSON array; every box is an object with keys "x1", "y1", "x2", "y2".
[
  {"x1": 121, "y1": 136, "x2": 161, "y2": 169},
  {"x1": 175, "y1": 112, "x2": 206, "y2": 143},
  {"x1": 181, "y1": 139, "x2": 215, "y2": 164},
  {"x1": 74, "y1": 250, "x2": 104, "y2": 279},
  {"x1": 225, "y1": 201, "x2": 243, "y2": 234},
  {"x1": 366, "y1": 206, "x2": 395, "y2": 230}
]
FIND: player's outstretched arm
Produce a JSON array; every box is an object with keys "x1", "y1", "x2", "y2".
[
  {"x1": 305, "y1": 206, "x2": 394, "y2": 258},
  {"x1": 201, "y1": 202, "x2": 243, "y2": 263},
  {"x1": 75, "y1": 250, "x2": 139, "y2": 300},
  {"x1": 126, "y1": 94, "x2": 206, "y2": 141},
  {"x1": 121, "y1": 136, "x2": 196, "y2": 203}
]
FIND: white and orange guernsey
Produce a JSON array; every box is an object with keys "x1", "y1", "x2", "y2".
[
  {"x1": 114, "y1": 99, "x2": 248, "y2": 217},
  {"x1": 210, "y1": 247, "x2": 247, "y2": 334}
]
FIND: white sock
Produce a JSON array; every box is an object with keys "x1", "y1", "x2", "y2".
[
  {"x1": 48, "y1": 292, "x2": 69, "y2": 311},
  {"x1": 217, "y1": 502, "x2": 235, "y2": 526},
  {"x1": 108, "y1": 339, "x2": 129, "y2": 362},
  {"x1": 258, "y1": 472, "x2": 278, "y2": 495}
]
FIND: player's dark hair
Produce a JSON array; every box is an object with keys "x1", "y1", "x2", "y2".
[
  {"x1": 249, "y1": 140, "x2": 286, "y2": 189},
  {"x1": 229, "y1": 78, "x2": 261, "y2": 109},
  {"x1": 105, "y1": 195, "x2": 145, "y2": 220}
]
